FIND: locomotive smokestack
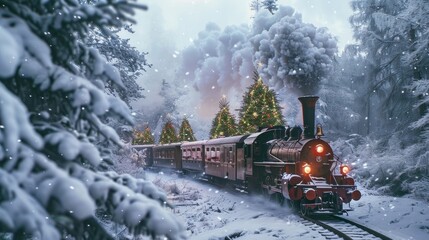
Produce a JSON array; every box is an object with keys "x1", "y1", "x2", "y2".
[{"x1": 298, "y1": 96, "x2": 319, "y2": 139}]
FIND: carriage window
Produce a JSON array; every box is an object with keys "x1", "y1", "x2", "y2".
[
  {"x1": 197, "y1": 148, "x2": 201, "y2": 158},
  {"x1": 211, "y1": 147, "x2": 216, "y2": 160},
  {"x1": 182, "y1": 149, "x2": 187, "y2": 157},
  {"x1": 206, "y1": 148, "x2": 211, "y2": 160}
]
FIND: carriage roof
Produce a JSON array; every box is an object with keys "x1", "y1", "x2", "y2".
[
  {"x1": 181, "y1": 140, "x2": 207, "y2": 147},
  {"x1": 152, "y1": 142, "x2": 183, "y2": 149},
  {"x1": 205, "y1": 135, "x2": 249, "y2": 145}
]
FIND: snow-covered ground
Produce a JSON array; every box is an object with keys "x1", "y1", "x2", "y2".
[{"x1": 146, "y1": 171, "x2": 429, "y2": 240}]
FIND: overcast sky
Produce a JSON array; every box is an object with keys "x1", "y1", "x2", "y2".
[
  {"x1": 123, "y1": 0, "x2": 355, "y2": 137},
  {"x1": 126, "y1": 0, "x2": 354, "y2": 53}
]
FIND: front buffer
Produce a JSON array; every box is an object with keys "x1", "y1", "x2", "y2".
[{"x1": 281, "y1": 173, "x2": 361, "y2": 215}]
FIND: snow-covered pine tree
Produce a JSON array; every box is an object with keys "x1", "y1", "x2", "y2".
[
  {"x1": 88, "y1": 28, "x2": 148, "y2": 107},
  {"x1": 159, "y1": 119, "x2": 179, "y2": 144},
  {"x1": 178, "y1": 117, "x2": 196, "y2": 142},
  {"x1": 210, "y1": 97, "x2": 238, "y2": 138},
  {"x1": 238, "y1": 72, "x2": 284, "y2": 134},
  {"x1": 400, "y1": 0, "x2": 429, "y2": 137},
  {"x1": 318, "y1": 45, "x2": 364, "y2": 136},
  {"x1": 345, "y1": 0, "x2": 429, "y2": 200},
  {"x1": 262, "y1": 0, "x2": 278, "y2": 14},
  {"x1": 350, "y1": 0, "x2": 415, "y2": 136},
  {"x1": 0, "y1": 1, "x2": 184, "y2": 239}
]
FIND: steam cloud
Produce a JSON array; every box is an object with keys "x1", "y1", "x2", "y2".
[{"x1": 140, "y1": 6, "x2": 338, "y2": 139}]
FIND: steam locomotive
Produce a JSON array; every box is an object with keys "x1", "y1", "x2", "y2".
[{"x1": 133, "y1": 96, "x2": 361, "y2": 215}]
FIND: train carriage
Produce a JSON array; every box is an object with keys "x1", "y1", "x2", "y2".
[
  {"x1": 181, "y1": 140, "x2": 207, "y2": 173},
  {"x1": 152, "y1": 143, "x2": 182, "y2": 170},
  {"x1": 204, "y1": 135, "x2": 249, "y2": 181}
]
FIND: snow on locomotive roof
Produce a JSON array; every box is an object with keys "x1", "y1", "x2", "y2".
[
  {"x1": 244, "y1": 131, "x2": 266, "y2": 145},
  {"x1": 205, "y1": 135, "x2": 250, "y2": 145}
]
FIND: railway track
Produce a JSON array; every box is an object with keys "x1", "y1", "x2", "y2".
[{"x1": 300, "y1": 214, "x2": 393, "y2": 240}]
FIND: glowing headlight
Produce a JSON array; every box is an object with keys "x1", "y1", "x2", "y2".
[
  {"x1": 340, "y1": 164, "x2": 350, "y2": 175},
  {"x1": 315, "y1": 144, "x2": 324, "y2": 154},
  {"x1": 303, "y1": 163, "x2": 311, "y2": 174}
]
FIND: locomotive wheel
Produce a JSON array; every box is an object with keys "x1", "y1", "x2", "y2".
[
  {"x1": 275, "y1": 193, "x2": 285, "y2": 206},
  {"x1": 300, "y1": 202, "x2": 308, "y2": 216},
  {"x1": 334, "y1": 195, "x2": 344, "y2": 214},
  {"x1": 286, "y1": 199, "x2": 299, "y2": 211},
  {"x1": 262, "y1": 175, "x2": 273, "y2": 197}
]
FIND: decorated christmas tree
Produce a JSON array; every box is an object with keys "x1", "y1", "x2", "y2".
[
  {"x1": 210, "y1": 97, "x2": 239, "y2": 138},
  {"x1": 159, "y1": 119, "x2": 179, "y2": 144},
  {"x1": 238, "y1": 72, "x2": 284, "y2": 133},
  {"x1": 178, "y1": 117, "x2": 197, "y2": 141},
  {"x1": 133, "y1": 126, "x2": 155, "y2": 145}
]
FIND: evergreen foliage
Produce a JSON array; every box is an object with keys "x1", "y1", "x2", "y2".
[
  {"x1": 210, "y1": 97, "x2": 238, "y2": 138},
  {"x1": 238, "y1": 73, "x2": 284, "y2": 134},
  {"x1": 349, "y1": 0, "x2": 414, "y2": 136},
  {"x1": 178, "y1": 117, "x2": 197, "y2": 142},
  {"x1": 318, "y1": 45, "x2": 364, "y2": 136},
  {"x1": 262, "y1": 0, "x2": 278, "y2": 14},
  {"x1": 348, "y1": 0, "x2": 429, "y2": 137},
  {"x1": 339, "y1": 0, "x2": 429, "y2": 201},
  {"x1": 133, "y1": 126, "x2": 155, "y2": 145},
  {"x1": 0, "y1": 1, "x2": 184, "y2": 239},
  {"x1": 159, "y1": 119, "x2": 179, "y2": 144},
  {"x1": 88, "y1": 31, "x2": 148, "y2": 106}
]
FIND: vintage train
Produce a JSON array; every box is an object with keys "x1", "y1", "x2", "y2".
[{"x1": 133, "y1": 96, "x2": 361, "y2": 215}]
